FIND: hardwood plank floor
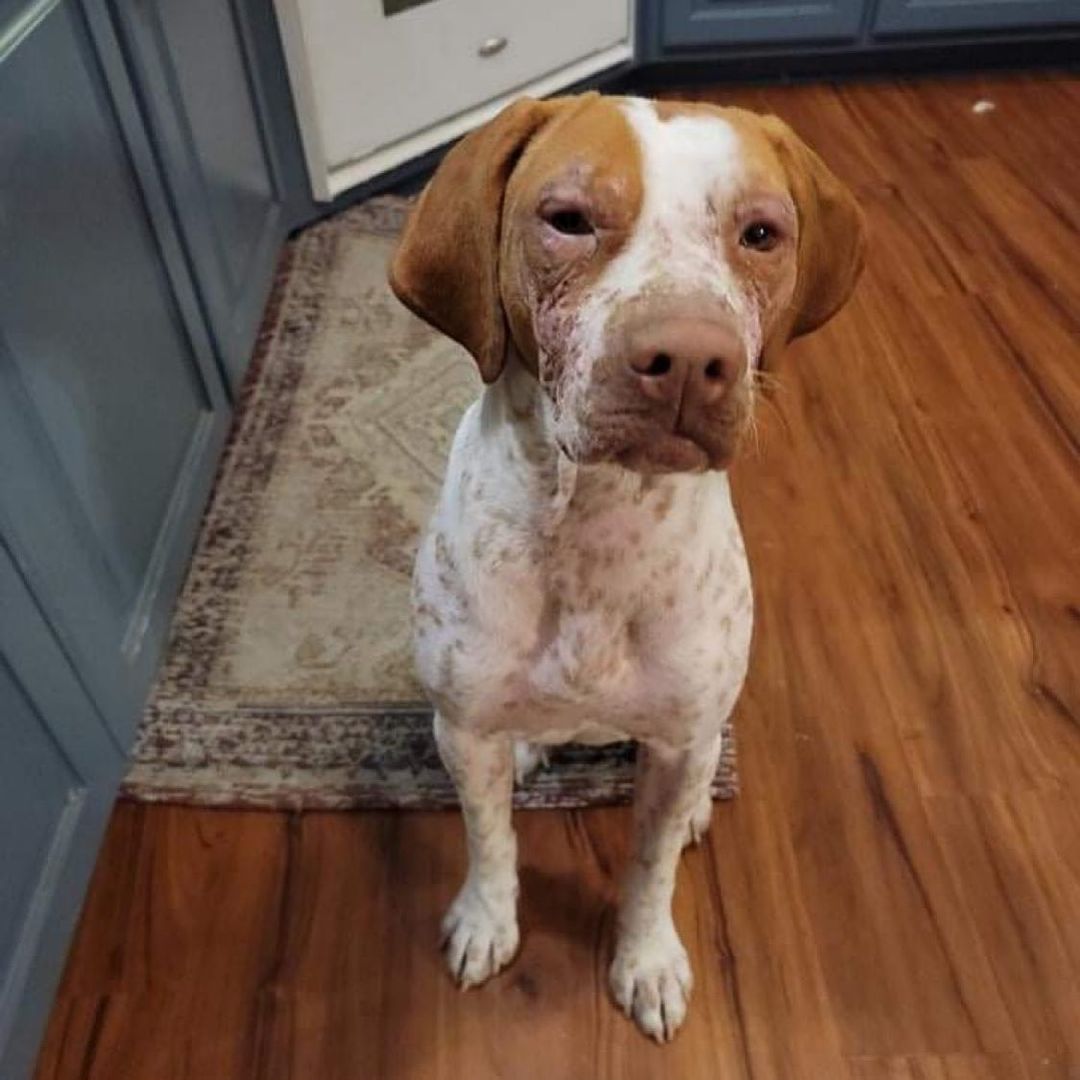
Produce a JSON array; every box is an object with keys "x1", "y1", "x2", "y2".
[{"x1": 34, "y1": 72, "x2": 1079, "y2": 1080}]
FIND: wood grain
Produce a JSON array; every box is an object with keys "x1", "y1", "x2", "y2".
[{"x1": 34, "y1": 72, "x2": 1080, "y2": 1080}]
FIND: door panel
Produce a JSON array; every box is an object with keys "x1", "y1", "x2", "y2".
[
  {"x1": 0, "y1": 543, "x2": 123, "y2": 1080},
  {"x1": 153, "y1": 0, "x2": 275, "y2": 288},
  {"x1": 872, "y1": 0, "x2": 1078, "y2": 34},
  {"x1": 0, "y1": 667, "x2": 80, "y2": 981},
  {"x1": 0, "y1": 0, "x2": 230, "y2": 743},
  {"x1": 661, "y1": 0, "x2": 864, "y2": 47},
  {"x1": 0, "y1": 29, "x2": 205, "y2": 595},
  {"x1": 111, "y1": 0, "x2": 289, "y2": 390}
]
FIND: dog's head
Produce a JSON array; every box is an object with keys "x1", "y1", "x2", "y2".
[{"x1": 391, "y1": 93, "x2": 864, "y2": 473}]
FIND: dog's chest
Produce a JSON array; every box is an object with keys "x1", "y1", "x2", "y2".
[{"x1": 414, "y1": 463, "x2": 753, "y2": 743}]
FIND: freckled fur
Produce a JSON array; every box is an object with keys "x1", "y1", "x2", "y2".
[
  {"x1": 391, "y1": 92, "x2": 863, "y2": 1044},
  {"x1": 414, "y1": 359, "x2": 752, "y2": 1038}
]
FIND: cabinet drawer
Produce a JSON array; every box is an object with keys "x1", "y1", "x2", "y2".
[
  {"x1": 291, "y1": 0, "x2": 630, "y2": 174},
  {"x1": 662, "y1": 0, "x2": 865, "y2": 47},
  {"x1": 873, "y1": 0, "x2": 1079, "y2": 35}
]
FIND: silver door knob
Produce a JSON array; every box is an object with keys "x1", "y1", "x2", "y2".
[{"x1": 478, "y1": 36, "x2": 508, "y2": 58}]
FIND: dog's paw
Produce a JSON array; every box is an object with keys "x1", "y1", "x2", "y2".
[
  {"x1": 683, "y1": 790, "x2": 714, "y2": 848},
  {"x1": 441, "y1": 885, "x2": 519, "y2": 988},
  {"x1": 513, "y1": 741, "x2": 549, "y2": 785},
  {"x1": 610, "y1": 922, "x2": 693, "y2": 1042}
]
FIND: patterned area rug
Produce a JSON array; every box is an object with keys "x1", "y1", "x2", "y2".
[{"x1": 122, "y1": 197, "x2": 737, "y2": 809}]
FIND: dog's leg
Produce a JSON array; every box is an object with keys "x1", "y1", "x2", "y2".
[
  {"x1": 611, "y1": 741, "x2": 715, "y2": 1042},
  {"x1": 434, "y1": 712, "x2": 519, "y2": 988},
  {"x1": 513, "y1": 741, "x2": 549, "y2": 785},
  {"x1": 683, "y1": 732, "x2": 724, "y2": 848}
]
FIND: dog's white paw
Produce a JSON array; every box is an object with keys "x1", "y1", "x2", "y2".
[
  {"x1": 513, "y1": 741, "x2": 549, "y2": 785},
  {"x1": 683, "y1": 790, "x2": 714, "y2": 848},
  {"x1": 610, "y1": 922, "x2": 693, "y2": 1042},
  {"x1": 441, "y1": 885, "x2": 519, "y2": 988}
]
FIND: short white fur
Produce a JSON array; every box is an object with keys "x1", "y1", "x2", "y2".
[{"x1": 604, "y1": 99, "x2": 745, "y2": 300}]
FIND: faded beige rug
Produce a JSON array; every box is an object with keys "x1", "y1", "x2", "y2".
[{"x1": 122, "y1": 197, "x2": 737, "y2": 810}]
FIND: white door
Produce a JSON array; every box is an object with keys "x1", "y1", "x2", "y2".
[{"x1": 276, "y1": 0, "x2": 632, "y2": 199}]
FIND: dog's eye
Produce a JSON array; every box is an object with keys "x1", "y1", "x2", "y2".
[
  {"x1": 740, "y1": 221, "x2": 779, "y2": 251},
  {"x1": 546, "y1": 209, "x2": 594, "y2": 236}
]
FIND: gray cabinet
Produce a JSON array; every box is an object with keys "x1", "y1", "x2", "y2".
[
  {"x1": 0, "y1": 0, "x2": 280, "y2": 1074},
  {"x1": 661, "y1": 0, "x2": 865, "y2": 47},
  {"x1": 0, "y1": 545, "x2": 123, "y2": 1080},
  {"x1": 109, "y1": 0, "x2": 293, "y2": 390},
  {"x1": 644, "y1": 0, "x2": 1079, "y2": 60},
  {"x1": 0, "y1": 0, "x2": 231, "y2": 746},
  {"x1": 872, "y1": 0, "x2": 1078, "y2": 35}
]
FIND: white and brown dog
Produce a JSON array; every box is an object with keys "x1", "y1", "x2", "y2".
[{"x1": 390, "y1": 92, "x2": 863, "y2": 1041}]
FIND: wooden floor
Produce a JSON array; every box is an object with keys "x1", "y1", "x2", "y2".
[{"x1": 36, "y1": 73, "x2": 1079, "y2": 1080}]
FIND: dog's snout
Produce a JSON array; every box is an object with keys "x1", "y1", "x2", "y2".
[{"x1": 626, "y1": 319, "x2": 745, "y2": 407}]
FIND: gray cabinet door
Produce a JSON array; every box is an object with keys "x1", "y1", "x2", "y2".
[
  {"x1": 873, "y1": 0, "x2": 1079, "y2": 34},
  {"x1": 661, "y1": 0, "x2": 865, "y2": 47},
  {"x1": 110, "y1": 0, "x2": 292, "y2": 391},
  {"x1": 0, "y1": 544, "x2": 124, "y2": 1080},
  {"x1": 0, "y1": 0, "x2": 230, "y2": 746}
]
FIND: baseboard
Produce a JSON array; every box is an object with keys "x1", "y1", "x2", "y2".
[{"x1": 627, "y1": 36, "x2": 1080, "y2": 90}]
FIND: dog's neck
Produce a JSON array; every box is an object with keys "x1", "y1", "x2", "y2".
[{"x1": 480, "y1": 350, "x2": 727, "y2": 539}]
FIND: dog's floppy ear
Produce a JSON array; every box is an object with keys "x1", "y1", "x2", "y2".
[
  {"x1": 390, "y1": 97, "x2": 566, "y2": 383},
  {"x1": 760, "y1": 116, "x2": 865, "y2": 367}
]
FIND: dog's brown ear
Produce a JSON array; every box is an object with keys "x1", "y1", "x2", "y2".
[
  {"x1": 389, "y1": 97, "x2": 566, "y2": 383},
  {"x1": 760, "y1": 116, "x2": 865, "y2": 367}
]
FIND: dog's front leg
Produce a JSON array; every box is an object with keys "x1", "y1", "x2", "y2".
[
  {"x1": 611, "y1": 741, "x2": 716, "y2": 1041},
  {"x1": 434, "y1": 712, "x2": 519, "y2": 987}
]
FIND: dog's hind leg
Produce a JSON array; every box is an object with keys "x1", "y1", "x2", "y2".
[
  {"x1": 434, "y1": 712, "x2": 520, "y2": 988},
  {"x1": 683, "y1": 731, "x2": 725, "y2": 848},
  {"x1": 513, "y1": 741, "x2": 549, "y2": 785}
]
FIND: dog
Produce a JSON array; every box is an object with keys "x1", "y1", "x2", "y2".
[{"x1": 390, "y1": 92, "x2": 864, "y2": 1041}]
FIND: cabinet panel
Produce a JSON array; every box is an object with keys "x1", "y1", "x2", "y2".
[
  {"x1": 873, "y1": 0, "x2": 1078, "y2": 35},
  {"x1": 0, "y1": 543, "x2": 123, "y2": 1080},
  {"x1": 662, "y1": 0, "x2": 865, "y2": 47},
  {"x1": 0, "y1": 16, "x2": 205, "y2": 597},
  {"x1": 111, "y1": 0, "x2": 289, "y2": 390},
  {"x1": 0, "y1": 0, "x2": 230, "y2": 742},
  {"x1": 0, "y1": 1, "x2": 296, "y2": 1075},
  {"x1": 0, "y1": 667, "x2": 80, "y2": 984}
]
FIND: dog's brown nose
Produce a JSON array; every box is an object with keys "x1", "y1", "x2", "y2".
[{"x1": 626, "y1": 319, "x2": 745, "y2": 407}]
